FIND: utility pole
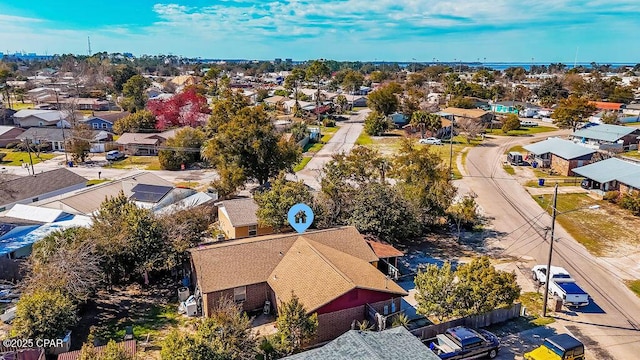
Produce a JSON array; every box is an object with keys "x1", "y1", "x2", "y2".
[
  {"x1": 448, "y1": 117, "x2": 455, "y2": 178},
  {"x1": 54, "y1": 89, "x2": 70, "y2": 163},
  {"x1": 542, "y1": 184, "x2": 559, "y2": 317},
  {"x1": 23, "y1": 138, "x2": 35, "y2": 176}
]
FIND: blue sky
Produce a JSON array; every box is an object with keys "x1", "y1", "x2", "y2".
[{"x1": 1, "y1": 1, "x2": 640, "y2": 62}]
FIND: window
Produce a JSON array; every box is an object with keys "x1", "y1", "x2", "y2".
[
  {"x1": 101, "y1": 123, "x2": 108, "y2": 129},
  {"x1": 248, "y1": 225, "x2": 257, "y2": 237},
  {"x1": 234, "y1": 286, "x2": 246, "y2": 302},
  {"x1": 92, "y1": 123, "x2": 99, "y2": 129}
]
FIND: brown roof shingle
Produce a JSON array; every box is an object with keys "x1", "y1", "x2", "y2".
[
  {"x1": 218, "y1": 198, "x2": 260, "y2": 227},
  {"x1": 0, "y1": 168, "x2": 86, "y2": 207},
  {"x1": 366, "y1": 240, "x2": 404, "y2": 259},
  {"x1": 269, "y1": 238, "x2": 407, "y2": 312},
  {"x1": 190, "y1": 227, "x2": 379, "y2": 294}
]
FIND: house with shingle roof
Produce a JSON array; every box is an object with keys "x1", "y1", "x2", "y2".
[
  {"x1": 0, "y1": 168, "x2": 87, "y2": 212},
  {"x1": 217, "y1": 198, "x2": 274, "y2": 239},
  {"x1": 523, "y1": 137, "x2": 596, "y2": 176},
  {"x1": 283, "y1": 326, "x2": 439, "y2": 360},
  {"x1": 190, "y1": 226, "x2": 407, "y2": 343}
]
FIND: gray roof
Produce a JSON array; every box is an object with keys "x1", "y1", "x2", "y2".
[
  {"x1": 572, "y1": 158, "x2": 640, "y2": 184},
  {"x1": 12, "y1": 109, "x2": 68, "y2": 122},
  {"x1": 572, "y1": 124, "x2": 637, "y2": 142},
  {"x1": 284, "y1": 327, "x2": 439, "y2": 360},
  {"x1": 523, "y1": 138, "x2": 595, "y2": 160},
  {"x1": 218, "y1": 198, "x2": 259, "y2": 227},
  {"x1": 0, "y1": 168, "x2": 87, "y2": 206},
  {"x1": 17, "y1": 127, "x2": 104, "y2": 142}
]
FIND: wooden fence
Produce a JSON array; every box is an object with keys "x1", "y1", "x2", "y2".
[{"x1": 409, "y1": 303, "x2": 522, "y2": 340}]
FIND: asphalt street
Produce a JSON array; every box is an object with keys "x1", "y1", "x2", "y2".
[{"x1": 459, "y1": 131, "x2": 640, "y2": 359}]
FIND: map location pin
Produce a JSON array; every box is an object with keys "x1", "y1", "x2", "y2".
[{"x1": 287, "y1": 203, "x2": 314, "y2": 234}]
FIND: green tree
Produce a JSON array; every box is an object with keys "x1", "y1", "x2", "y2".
[
  {"x1": 109, "y1": 65, "x2": 138, "y2": 92},
  {"x1": 211, "y1": 164, "x2": 247, "y2": 199},
  {"x1": 274, "y1": 293, "x2": 318, "y2": 356},
  {"x1": 161, "y1": 297, "x2": 256, "y2": 360},
  {"x1": 204, "y1": 66, "x2": 222, "y2": 96},
  {"x1": 158, "y1": 127, "x2": 206, "y2": 170},
  {"x1": 203, "y1": 106, "x2": 301, "y2": 186},
  {"x1": 335, "y1": 94, "x2": 348, "y2": 113},
  {"x1": 112, "y1": 110, "x2": 157, "y2": 134},
  {"x1": 79, "y1": 340, "x2": 133, "y2": 360},
  {"x1": 285, "y1": 68, "x2": 306, "y2": 115},
  {"x1": 410, "y1": 111, "x2": 442, "y2": 138},
  {"x1": 207, "y1": 90, "x2": 251, "y2": 134},
  {"x1": 91, "y1": 192, "x2": 167, "y2": 284},
  {"x1": 552, "y1": 94, "x2": 596, "y2": 131},
  {"x1": 454, "y1": 257, "x2": 521, "y2": 316},
  {"x1": 501, "y1": 113, "x2": 521, "y2": 134},
  {"x1": 12, "y1": 291, "x2": 77, "y2": 339},
  {"x1": 159, "y1": 206, "x2": 215, "y2": 269},
  {"x1": 414, "y1": 262, "x2": 458, "y2": 321},
  {"x1": 392, "y1": 139, "x2": 456, "y2": 228},
  {"x1": 348, "y1": 182, "x2": 422, "y2": 243},
  {"x1": 447, "y1": 193, "x2": 481, "y2": 240},
  {"x1": 364, "y1": 110, "x2": 391, "y2": 136},
  {"x1": 121, "y1": 74, "x2": 150, "y2": 113},
  {"x1": 367, "y1": 83, "x2": 401, "y2": 115},
  {"x1": 66, "y1": 124, "x2": 93, "y2": 163},
  {"x1": 600, "y1": 111, "x2": 620, "y2": 124},
  {"x1": 608, "y1": 85, "x2": 634, "y2": 104},
  {"x1": 342, "y1": 70, "x2": 365, "y2": 94},
  {"x1": 447, "y1": 96, "x2": 476, "y2": 109},
  {"x1": 254, "y1": 173, "x2": 313, "y2": 232}
]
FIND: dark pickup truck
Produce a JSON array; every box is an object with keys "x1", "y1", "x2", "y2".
[{"x1": 429, "y1": 326, "x2": 500, "y2": 359}]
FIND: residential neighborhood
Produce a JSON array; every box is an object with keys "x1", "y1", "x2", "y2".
[{"x1": 1, "y1": 52, "x2": 640, "y2": 360}]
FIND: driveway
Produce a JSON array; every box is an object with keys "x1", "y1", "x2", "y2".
[
  {"x1": 293, "y1": 109, "x2": 368, "y2": 189},
  {"x1": 459, "y1": 132, "x2": 640, "y2": 359}
]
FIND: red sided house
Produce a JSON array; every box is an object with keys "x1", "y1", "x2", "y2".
[{"x1": 190, "y1": 226, "x2": 407, "y2": 343}]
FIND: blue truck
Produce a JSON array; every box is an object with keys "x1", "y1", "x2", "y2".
[{"x1": 429, "y1": 326, "x2": 500, "y2": 359}]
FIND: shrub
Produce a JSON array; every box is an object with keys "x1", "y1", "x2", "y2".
[
  {"x1": 322, "y1": 118, "x2": 336, "y2": 127},
  {"x1": 620, "y1": 192, "x2": 640, "y2": 216},
  {"x1": 0, "y1": 153, "x2": 6, "y2": 161},
  {"x1": 603, "y1": 191, "x2": 620, "y2": 202},
  {"x1": 5, "y1": 142, "x2": 18, "y2": 149}
]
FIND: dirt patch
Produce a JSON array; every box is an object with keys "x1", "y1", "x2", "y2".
[{"x1": 72, "y1": 277, "x2": 182, "y2": 351}]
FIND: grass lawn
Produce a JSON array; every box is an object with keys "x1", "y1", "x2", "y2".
[
  {"x1": 627, "y1": 280, "x2": 640, "y2": 298},
  {"x1": 532, "y1": 193, "x2": 640, "y2": 256},
  {"x1": 0, "y1": 151, "x2": 55, "y2": 166},
  {"x1": 355, "y1": 132, "x2": 373, "y2": 145},
  {"x1": 503, "y1": 165, "x2": 516, "y2": 175},
  {"x1": 518, "y1": 292, "x2": 556, "y2": 326},
  {"x1": 294, "y1": 156, "x2": 312, "y2": 172},
  {"x1": 86, "y1": 179, "x2": 110, "y2": 186},
  {"x1": 95, "y1": 304, "x2": 183, "y2": 342},
  {"x1": 8, "y1": 102, "x2": 35, "y2": 110},
  {"x1": 104, "y1": 156, "x2": 162, "y2": 170},
  {"x1": 621, "y1": 150, "x2": 640, "y2": 159},
  {"x1": 302, "y1": 126, "x2": 339, "y2": 153},
  {"x1": 493, "y1": 126, "x2": 557, "y2": 136},
  {"x1": 507, "y1": 145, "x2": 527, "y2": 154}
]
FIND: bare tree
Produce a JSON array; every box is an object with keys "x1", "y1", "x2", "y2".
[{"x1": 456, "y1": 118, "x2": 484, "y2": 143}]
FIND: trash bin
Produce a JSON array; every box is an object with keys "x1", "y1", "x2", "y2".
[
  {"x1": 532, "y1": 161, "x2": 538, "y2": 168},
  {"x1": 67, "y1": 161, "x2": 73, "y2": 167},
  {"x1": 554, "y1": 297, "x2": 564, "y2": 312},
  {"x1": 538, "y1": 178, "x2": 545, "y2": 186}
]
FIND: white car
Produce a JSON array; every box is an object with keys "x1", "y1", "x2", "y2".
[
  {"x1": 106, "y1": 150, "x2": 125, "y2": 161},
  {"x1": 418, "y1": 137, "x2": 442, "y2": 145}
]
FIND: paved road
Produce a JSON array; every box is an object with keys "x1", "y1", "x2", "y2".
[
  {"x1": 459, "y1": 132, "x2": 640, "y2": 359},
  {"x1": 294, "y1": 109, "x2": 367, "y2": 189}
]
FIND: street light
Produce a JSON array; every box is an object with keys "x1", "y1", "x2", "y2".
[{"x1": 542, "y1": 184, "x2": 600, "y2": 317}]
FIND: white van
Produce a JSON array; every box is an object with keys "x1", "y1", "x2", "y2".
[{"x1": 521, "y1": 120, "x2": 539, "y2": 127}]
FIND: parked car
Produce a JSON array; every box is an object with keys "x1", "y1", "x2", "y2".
[
  {"x1": 521, "y1": 120, "x2": 539, "y2": 127},
  {"x1": 429, "y1": 326, "x2": 500, "y2": 359},
  {"x1": 106, "y1": 150, "x2": 125, "y2": 161},
  {"x1": 507, "y1": 152, "x2": 524, "y2": 165},
  {"x1": 525, "y1": 333, "x2": 585, "y2": 360},
  {"x1": 419, "y1": 137, "x2": 443, "y2": 145},
  {"x1": 532, "y1": 265, "x2": 589, "y2": 307}
]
